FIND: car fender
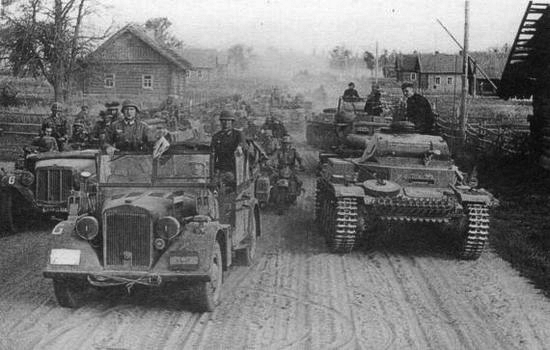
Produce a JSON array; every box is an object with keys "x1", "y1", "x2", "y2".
[
  {"x1": 153, "y1": 222, "x2": 228, "y2": 274},
  {"x1": 46, "y1": 220, "x2": 102, "y2": 273}
]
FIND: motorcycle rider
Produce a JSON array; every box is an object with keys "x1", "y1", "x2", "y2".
[
  {"x1": 271, "y1": 135, "x2": 304, "y2": 212},
  {"x1": 261, "y1": 114, "x2": 287, "y2": 140}
]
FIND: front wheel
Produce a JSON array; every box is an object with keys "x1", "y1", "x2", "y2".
[
  {"x1": 194, "y1": 241, "x2": 223, "y2": 312},
  {"x1": 0, "y1": 189, "x2": 14, "y2": 235},
  {"x1": 53, "y1": 279, "x2": 86, "y2": 308}
]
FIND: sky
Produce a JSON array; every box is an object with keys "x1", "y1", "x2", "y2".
[{"x1": 91, "y1": 0, "x2": 531, "y2": 54}]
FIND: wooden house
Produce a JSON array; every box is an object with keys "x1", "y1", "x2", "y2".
[
  {"x1": 499, "y1": 1, "x2": 550, "y2": 169},
  {"x1": 81, "y1": 24, "x2": 192, "y2": 99},
  {"x1": 469, "y1": 52, "x2": 508, "y2": 96},
  {"x1": 417, "y1": 53, "x2": 464, "y2": 94},
  {"x1": 181, "y1": 48, "x2": 228, "y2": 83},
  {"x1": 395, "y1": 54, "x2": 419, "y2": 83}
]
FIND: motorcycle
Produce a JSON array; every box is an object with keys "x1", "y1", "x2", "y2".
[{"x1": 270, "y1": 165, "x2": 304, "y2": 215}]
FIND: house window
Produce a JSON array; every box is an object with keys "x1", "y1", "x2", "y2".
[
  {"x1": 410, "y1": 72, "x2": 417, "y2": 81},
  {"x1": 104, "y1": 73, "x2": 115, "y2": 89},
  {"x1": 435, "y1": 76, "x2": 441, "y2": 85},
  {"x1": 447, "y1": 76, "x2": 453, "y2": 84},
  {"x1": 142, "y1": 75, "x2": 153, "y2": 89}
]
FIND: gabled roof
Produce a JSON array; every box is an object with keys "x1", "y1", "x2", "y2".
[
  {"x1": 418, "y1": 53, "x2": 462, "y2": 74},
  {"x1": 92, "y1": 24, "x2": 192, "y2": 71},
  {"x1": 395, "y1": 54, "x2": 417, "y2": 71},
  {"x1": 181, "y1": 48, "x2": 219, "y2": 69},
  {"x1": 469, "y1": 52, "x2": 508, "y2": 79}
]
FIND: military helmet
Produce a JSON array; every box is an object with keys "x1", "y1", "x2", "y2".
[
  {"x1": 401, "y1": 82, "x2": 414, "y2": 90},
  {"x1": 121, "y1": 100, "x2": 139, "y2": 112},
  {"x1": 219, "y1": 110, "x2": 235, "y2": 121},
  {"x1": 282, "y1": 135, "x2": 292, "y2": 143},
  {"x1": 105, "y1": 101, "x2": 120, "y2": 110},
  {"x1": 51, "y1": 102, "x2": 63, "y2": 112}
]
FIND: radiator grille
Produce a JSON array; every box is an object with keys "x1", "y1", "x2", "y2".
[
  {"x1": 36, "y1": 168, "x2": 73, "y2": 203},
  {"x1": 104, "y1": 206, "x2": 152, "y2": 267}
]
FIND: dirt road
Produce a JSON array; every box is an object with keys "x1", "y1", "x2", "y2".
[{"x1": 1, "y1": 176, "x2": 550, "y2": 350}]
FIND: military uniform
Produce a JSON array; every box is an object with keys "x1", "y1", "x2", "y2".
[
  {"x1": 406, "y1": 93, "x2": 434, "y2": 134},
  {"x1": 275, "y1": 146, "x2": 303, "y2": 170},
  {"x1": 211, "y1": 128, "x2": 247, "y2": 172},
  {"x1": 105, "y1": 119, "x2": 150, "y2": 151},
  {"x1": 261, "y1": 119, "x2": 287, "y2": 139},
  {"x1": 41, "y1": 103, "x2": 68, "y2": 151}
]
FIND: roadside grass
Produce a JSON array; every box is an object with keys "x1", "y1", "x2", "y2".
[{"x1": 478, "y1": 155, "x2": 550, "y2": 295}]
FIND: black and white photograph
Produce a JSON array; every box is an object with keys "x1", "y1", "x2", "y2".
[{"x1": 0, "y1": 0, "x2": 549, "y2": 349}]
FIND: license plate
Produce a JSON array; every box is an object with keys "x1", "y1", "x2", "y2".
[
  {"x1": 170, "y1": 255, "x2": 199, "y2": 265},
  {"x1": 50, "y1": 249, "x2": 81, "y2": 265}
]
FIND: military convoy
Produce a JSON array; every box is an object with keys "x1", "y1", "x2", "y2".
[
  {"x1": 315, "y1": 121, "x2": 494, "y2": 259},
  {"x1": 43, "y1": 141, "x2": 261, "y2": 311}
]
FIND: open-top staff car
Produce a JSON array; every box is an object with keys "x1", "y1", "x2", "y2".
[
  {"x1": 43, "y1": 141, "x2": 261, "y2": 312},
  {"x1": 0, "y1": 149, "x2": 99, "y2": 233}
]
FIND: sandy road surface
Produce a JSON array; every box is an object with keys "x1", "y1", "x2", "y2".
[{"x1": 1, "y1": 176, "x2": 550, "y2": 350}]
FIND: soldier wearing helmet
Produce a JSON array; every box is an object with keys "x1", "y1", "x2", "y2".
[
  {"x1": 41, "y1": 102, "x2": 68, "y2": 151},
  {"x1": 104, "y1": 100, "x2": 150, "y2": 155},
  {"x1": 261, "y1": 114, "x2": 287, "y2": 140},
  {"x1": 211, "y1": 110, "x2": 248, "y2": 187},
  {"x1": 104, "y1": 101, "x2": 121, "y2": 121},
  {"x1": 274, "y1": 135, "x2": 303, "y2": 171}
]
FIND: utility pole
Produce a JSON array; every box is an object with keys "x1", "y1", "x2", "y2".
[
  {"x1": 459, "y1": 0, "x2": 470, "y2": 142},
  {"x1": 375, "y1": 41, "x2": 379, "y2": 84}
]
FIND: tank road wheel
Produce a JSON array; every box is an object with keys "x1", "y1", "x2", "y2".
[
  {"x1": 460, "y1": 203, "x2": 490, "y2": 260},
  {"x1": 327, "y1": 196, "x2": 359, "y2": 253},
  {"x1": 0, "y1": 189, "x2": 14, "y2": 235},
  {"x1": 194, "y1": 241, "x2": 223, "y2": 312},
  {"x1": 53, "y1": 279, "x2": 86, "y2": 308}
]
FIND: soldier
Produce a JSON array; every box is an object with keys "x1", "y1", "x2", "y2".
[
  {"x1": 211, "y1": 110, "x2": 248, "y2": 188},
  {"x1": 41, "y1": 102, "x2": 68, "y2": 151},
  {"x1": 33, "y1": 125, "x2": 59, "y2": 152},
  {"x1": 104, "y1": 100, "x2": 150, "y2": 156},
  {"x1": 343, "y1": 82, "x2": 360, "y2": 100},
  {"x1": 401, "y1": 82, "x2": 435, "y2": 134},
  {"x1": 245, "y1": 119, "x2": 260, "y2": 140},
  {"x1": 105, "y1": 101, "x2": 121, "y2": 121},
  {"x1": 274, "y1": 135, "x2": 304, "y2": 172},
  {"x1": 261, "y1": 114, "x2": 287, "y2": 140},
  {"x1": 69, "y1": 122, "x2": 90, "y2": 146},
  {"x1": 364, "y1": 85, "x2": 384, "y2": 116},
  {"x1": 74, "y1": 105, "x2": 91, "y2": 129}
]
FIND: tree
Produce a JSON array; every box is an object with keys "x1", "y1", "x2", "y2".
[
  {"x1": 363, "y1": 50, "x2": 375, "y2": 74},
  {"x1": 228, "y1": 44, "x2": 254, "y2": 71},
  {"x1": 144, "y1": 17, "x2": 183, "y2": 50},
  {"x1": 0, "y1": 0, "x2": 109, "y2": 102},
  {"x1": 329, "y1": 45, "x2": 352, "y2": 70}
]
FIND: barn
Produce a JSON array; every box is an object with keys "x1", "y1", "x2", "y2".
[
  {"x1": 81, "y1": 24, "x2": 192, "y2": 100},
  {"x1": 499, "y1": 1, "x2": 550, "y2": 169}
]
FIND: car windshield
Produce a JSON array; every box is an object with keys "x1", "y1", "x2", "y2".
[
  {"x1": 156, "y1": 154, "x2": 210, "y2": 181},
  {"x1": 99, "y1": 154, "x2": 153, "y2": 184},
  {"x1": 99, "y1": 153, "x2": 211, "y2": 184}
]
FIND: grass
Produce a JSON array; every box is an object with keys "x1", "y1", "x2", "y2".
[{"x1": 477, "y1": 154, "x2": 550, "y2": 295}]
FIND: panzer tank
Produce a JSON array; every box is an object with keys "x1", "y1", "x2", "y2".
[
  {"x1": 315, "y1": 122, "x2": 494, "y2": 260},
  {"x1": 306, "y1": 97, "x2": 390, "y2": 149}
]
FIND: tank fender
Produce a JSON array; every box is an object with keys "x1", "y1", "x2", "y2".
[
  {"x1": 452, "y1": 186, "x2": 496, "y2": 207},
  {"x1": 46, "y1": 221, "x2": 102, "y2": 272},
  {"x1": 331, "y1": 183, "x2": 365, "y2": 198},
  {"x1": 154, "y1": 222, "x2": 229, "y2": 274}
]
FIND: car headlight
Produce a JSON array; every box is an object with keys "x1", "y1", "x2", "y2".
[
  {"x1": 156, "y1": 216, "x2": 181, "y2": 240},
  {"x1": 75, "y1": 216, "x2": 99, "y2": 240}
]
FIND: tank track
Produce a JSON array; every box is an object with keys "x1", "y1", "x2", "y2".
[
  {"x1": 314, "y1": 180, "x2": 322, "y2": 223},
  {"x1": 327, "y1": 196, "x2": 359, "y2": 253},
  {"x1": 373, "y1": 196, "x2": 456, "y2": 221},
  {"x1": 460, "y1": 203, "x2": 490, "y2": 260}
]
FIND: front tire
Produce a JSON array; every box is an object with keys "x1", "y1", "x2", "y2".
[
  {"x1": 0, "y1": 189, "x2": 14, "y2": 235},
  {"x1": 53, "y1": 279, "x2": 85, "y2": 308},
  {"x1": 194, "y1": 241, "x2": 223, "y2": 312}
]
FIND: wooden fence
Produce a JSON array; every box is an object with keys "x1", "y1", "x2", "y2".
[{"x1": 436, "y1": 115, "x2": 531, "y2": 156}]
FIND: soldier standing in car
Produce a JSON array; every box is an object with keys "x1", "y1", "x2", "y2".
[
  {"x1": 104, "y1": 100, "x2": 150, "y2": 155},
  {"x1": 211, "y1": 110, "x2": 248, "y2": 189},
  {"x1": 41, "y1": 102, "x2": 68, "y2": 151}
]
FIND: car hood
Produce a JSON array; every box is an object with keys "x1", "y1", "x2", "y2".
[{"x1": 102, "y1": 189, "x2": 197, "y2": 220}]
